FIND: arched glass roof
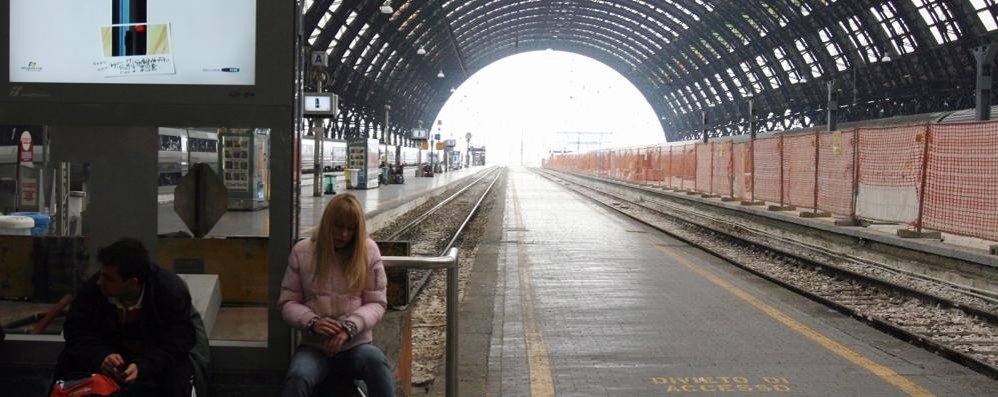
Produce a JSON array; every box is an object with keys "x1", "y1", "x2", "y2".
[{"x1": 303, "y1": 0, "x2": 998, "y2": 141}]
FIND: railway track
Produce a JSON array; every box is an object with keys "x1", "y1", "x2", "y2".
[
  {"x1": 375, "y1": 166, "x2": 503, "y2": 304},
  {"x1": 371, "y1": 166, "x2": 504, "y2": 384},
  {"x1": 535, "y1": 168, "x2": 998, "y2": 380}
]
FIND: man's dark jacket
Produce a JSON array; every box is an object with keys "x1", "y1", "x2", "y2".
[{"x1": 57, "y1": 264, "x2": 196, "y2": 383}]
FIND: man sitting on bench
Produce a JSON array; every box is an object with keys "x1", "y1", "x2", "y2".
[{"x1": 54, "y1": 238, "x2": 197, "y2": 397}]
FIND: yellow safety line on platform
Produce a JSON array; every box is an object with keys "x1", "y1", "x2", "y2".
[
  {"x1": 511, "y1": 179, "x2": 555, "y2": 397},
  {"x1": 641, "y1": 235, "x2": 935, "y2": 397}
]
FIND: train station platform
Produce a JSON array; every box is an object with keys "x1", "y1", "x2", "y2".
[
  {"x1": 452, "y1": 167, "x2": 997, "y2": 396},
  {"x1": 157, "y1": 166, "x2": 492, "y2": 237}
]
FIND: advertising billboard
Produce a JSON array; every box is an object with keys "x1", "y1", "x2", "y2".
[{"x1": 9, "y1": 0, "x2": 256, "y2": 85}]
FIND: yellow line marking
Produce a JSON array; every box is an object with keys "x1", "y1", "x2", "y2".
[
  {"x1": 511, "y1": 176, "x2": 555, "y2": 396},
  {"x1": 640, "y1": 234, "x2": 935, "y2": 397}
]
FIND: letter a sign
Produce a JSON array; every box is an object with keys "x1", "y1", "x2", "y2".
[
  {"x1": 18, "y1": 131, "x2": 33, "y2": 164},
  {"x1": 311, "y1": 51, "x2": 328, "y2": 67}
]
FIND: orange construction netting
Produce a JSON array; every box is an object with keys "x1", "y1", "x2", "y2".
[
  {"x1": 733, "y1": 142, "x2": 750, "y2": 200},
  {"x1": 782, "y1": 134, "x2": 817, "y2": 209},
  {"x1": 923, "y1": 122, "x2": 998, "y2": 241},
  {"x1": 712, "y1": 142, "x2": 733, "y2": 196},
  {"x1": 816, "y1": 130, "x2": 856, "y2": 217},
  {"x1": 695, "y1": 143, "x2": 711, "y2": 192},
  {"x1": 856, "y1": 125, "x2": 927, "y2": 224},
  {"x1": 753, "y1": 136, "x2": 782, "y2": 204}
]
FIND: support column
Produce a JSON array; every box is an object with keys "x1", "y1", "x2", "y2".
[
  {"x1": 827, "y1": 80, "x2": 839, "y2": 132},
  {"x1": 975, "y1": 44, "x2": 998, "y2": 121},
  {"x1": 743, "y1": 97, "x2": 764, "y2": 206}
]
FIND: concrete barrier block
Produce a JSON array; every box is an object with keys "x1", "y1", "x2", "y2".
[
  {"x1": 177, "y1": 274, "x2": 221, "y2": 336},
  {"x1": 896, "y1": 229, "x2": 942, "y2": 240}
]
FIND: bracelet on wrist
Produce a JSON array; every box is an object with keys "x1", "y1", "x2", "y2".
[
  {"x1": 343, "y1": 321, "x2": 358, "y2": 340},
  {"x1": 306, "y1": 316, "x2": 321, "y2": 334}
]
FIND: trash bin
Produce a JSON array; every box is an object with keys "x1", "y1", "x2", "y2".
[
  {"x1": 10, "y1": 212, "x2": 50, "y2": 236},
  {"x1": 0, "y1": 215, "x2": 34, "y2": 236},
  {"x1": 344, "y1": 169, "x2": 354, "y2": 189},
  {"x1": 323, "y1": 175, "x2": 336, "y2": 195}
]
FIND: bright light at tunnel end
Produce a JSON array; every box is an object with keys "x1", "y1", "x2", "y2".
[{"x1": 434, "y1": 51, "x2": 666, "y2": 166}]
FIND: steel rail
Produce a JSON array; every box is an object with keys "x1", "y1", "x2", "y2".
[
  {"x1": 396, "y1": 167, "x2": 503, "y2": 303},
  {"x1": 385, "y1": 166, "x2": 501, "y2": 241}
]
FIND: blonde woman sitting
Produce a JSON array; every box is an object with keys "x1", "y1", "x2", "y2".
[{"x1": 278, "y1": 193, "x2": 393, "y2": 397}]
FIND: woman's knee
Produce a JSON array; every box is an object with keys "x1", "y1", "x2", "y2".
[{"x1": 353, "y1": 344, "x2": 389, "y2": 369}]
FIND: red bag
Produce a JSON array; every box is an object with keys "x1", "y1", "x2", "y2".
[{"x1": 50, "y1": 374, "x2": 121, "y2": 397}]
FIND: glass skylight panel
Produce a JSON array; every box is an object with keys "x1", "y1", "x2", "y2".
[
  {"x1": 762, "y1": 2, "x2": 790, "y2": 27},
  {"x1": 712, "y1": 32, "x2": 734, "y2": 53},
  {"x1": 911, "y1": 0, "x2": 962, "y2": 44},
  {"x1": 727, "y1": 23, "x2": 749, "y2": 45},
  {"x1": 690, "y1": 46, "x2": 709, "y2": 64},
  {"x1": 694, "y1": 82, "x2": 712, "y2": 106},
  {"x1": 700, "y1": 39, "x2": 720, "y2": 59},
  {"x1": 740, "y1": 62, "x2": 762, "y2": 94},
  {"x1": 658, "y1": 9, "x2": 689, "y2": 30},
  {"x1": 714, "y1": 73, "x2": 734, "y2": 101},
  {"x1": 743, "y1": 15, "x2": 769, "y2": 37},
  {"x1": 663, "y1": 0, "x2": 701, "y2": 22},
  {"x1": 970, "y1": 0, "x2": 998, "y2": 31},
  {"x1": 870, "y1": 2, "x2": 916, "y2": 53},
  {"x1": 755, "y1": 55, "x2": 779, "y2": 89},
  {"x1": 704, "y1": 77, "x2": 722, "y2": 103},
  {"x1": 726, "y1": 67, "x2": 748, "y2": 97},
  {"x1": 840, "y1": 15, "x2": 880, "y2": 62},
  {"x1": 774, "y1": 46, "x2": 805, "y2": 84},
  {"x1": 818, "y1": 27, "x2": 849, "y2": 71},
  {"x1": 788, "y1": 0, "x2": 813, "y2": 16},
  {"x1": 692, "y1": 0, "x2": 715, "y2": 12},
  {"x1": 795, "y1": 38, "x2": 824, "y2": 77}
]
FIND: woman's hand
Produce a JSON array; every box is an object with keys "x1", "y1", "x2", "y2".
[
  {"x1": 322, "y1": 330, "x2": 350, "y2": 356},
  {"x1": 312, "y1": 317, "x2": 344, "y2": 338}
]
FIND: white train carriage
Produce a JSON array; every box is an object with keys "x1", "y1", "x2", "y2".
[
  {"x1": 157, "y1": 128, "x2": 220, "y2": 195},
  {"x1": 300, "y1": 138, "x2": 346, "y2": 173}
]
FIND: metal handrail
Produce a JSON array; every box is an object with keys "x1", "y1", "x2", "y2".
[{"x1": 382, "y1": 247, "x2": 459, "y2": 397}]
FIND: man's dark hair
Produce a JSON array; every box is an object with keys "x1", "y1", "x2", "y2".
[{"x1": 97, "y1": 238, "x2": 151, "y2": 283}]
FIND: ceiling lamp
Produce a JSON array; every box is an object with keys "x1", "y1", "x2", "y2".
[
  {"x1": 417, "y1": 47, "x2": 427, "y2": 55},
  {"x1": 437, "y1": 70, "x2": 445, "y2": 78},
  {"x1": 379, "y1": 1, "x2": 393, "y2": 14}
]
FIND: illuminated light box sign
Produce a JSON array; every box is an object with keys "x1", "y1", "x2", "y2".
[
  {"x1": 302, "y1": 93, "x2": 337, "y2": 117},
  {"x1": 9, "y1": 0, "x2": 256, "y2": 85}
]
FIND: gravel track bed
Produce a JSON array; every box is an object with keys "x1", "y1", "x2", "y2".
[
  {"x1": 542, "y1": 170, "x2": 998, "y2": 370},
  {"x1": 370, "y1": 168, "x2": 503, "y2": 386}
]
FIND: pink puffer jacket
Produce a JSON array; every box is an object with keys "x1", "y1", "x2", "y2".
[{"x1": 278, "y1": 237, "x2": 387, "y2": 352}]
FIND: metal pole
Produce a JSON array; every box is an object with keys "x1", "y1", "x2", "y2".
[
  {"x1": 850, "y1": 128, "x2": 860, "y2": 222},
  {"x1": 312, "y1": 120, "x2": 322, "y2": 197},
  {"x1": 446, "y1": 264, "x2": 458, "y2": 397},
  {"x1": 813, "y1": 131, "x2": 820, "y2": 213},
  {"x1": 779, "y1": 135, "x2": 785, "y2": 207},
  {"x1": 915, "y1": 124, "x2": 932, "y2": 234},
  {"x1": 749, "y1": 98, "x2": 756, "y2": 202}
]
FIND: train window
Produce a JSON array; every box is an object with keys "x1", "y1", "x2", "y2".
[
  {"x1": 160, "y1": 135, "x2": 182, "y2": 151},
  {"x1": 189, "y1": 137, "x2": 218, "y2": 153}
]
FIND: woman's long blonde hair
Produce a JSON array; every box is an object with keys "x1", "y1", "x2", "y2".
[{"x1": 312, "y1": 193, "x2": 369, "y2": 292}]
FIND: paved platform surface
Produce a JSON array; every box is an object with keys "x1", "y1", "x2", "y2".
[
  {"x1": 456, "y1": 167, "x2": 997, "y2": 396},
  {"x1": 157, "y1": 166, "x2": 490, "y2": 237}
]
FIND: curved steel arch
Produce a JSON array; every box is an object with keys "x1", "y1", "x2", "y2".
[{"x1": 302, "y1": 0, "x2": 998, "y2": 143}]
